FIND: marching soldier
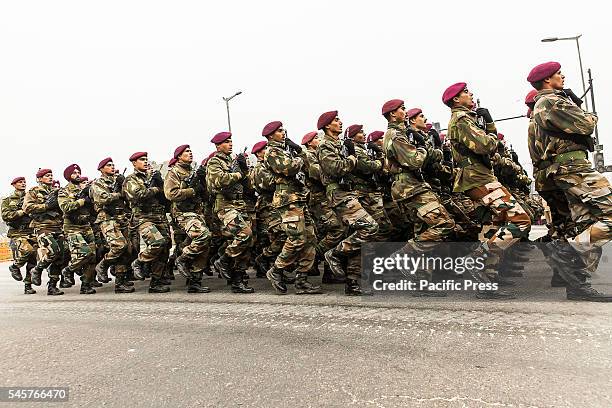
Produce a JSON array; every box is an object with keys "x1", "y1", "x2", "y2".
[
  {"x1": 443, "y1": 83, "x2": 531, "y2": 298},
  {"x1": 164, "y1": 145, "x2": 212, "y2": 293},
  {"x1": 91, "y1": 157, "x2": 134, "y2": 293},
  {"x1": 123, "y1": 152, "x2": 171, "y2": 293},
  {"x1": 23, "y1": 168, "x2": 67, "y2": 295},
  {"x1": 261, "y1": 121, "x2": 322, "y2": 295},
  {"x1": 1, "y1": 177, "x2": 38, "y2": 294},
  {"x1": 317, "y1": 111, "x2": 378, "y2": 296},
  {"x1": 206, "y1": 132, "x2": 254, "y2": 293},
  {"x1": 58, "y1": 164, "x2": 97, "y2": 294},
  {"x1": 528, "y1": 61, "x2": 612, "y2": 301}
]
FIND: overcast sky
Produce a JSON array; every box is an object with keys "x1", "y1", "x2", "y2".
[{"x1": 1, "y1": 0, "x2": 610, "y2": 195}]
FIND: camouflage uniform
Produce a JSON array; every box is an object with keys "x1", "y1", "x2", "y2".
[
  {"x1": 22, "y1": 183, "x2": 67, "y2": 290},
  {"x1": 91, "y1": 174, "x2": 133, "y2": 287},
  {"x1": 58, "y1": 181, "x2": 97, "y2": 291},
  {"x1": 447, "y1": 106, "x2": 531, "y2": 277},
  {"x1": 318, "y1": 134, "x2": 378, "y2": 281},
  {"x1": 124, "y1": 169, "x2": 170, "y2": 288},
  {"x1": 206, "y1": 152, "x2": 253, "y2": 289},
  {"x1": 1, "y1": 190, "x2": 37, "y2": 289}
]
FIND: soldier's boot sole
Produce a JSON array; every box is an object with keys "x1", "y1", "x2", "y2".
[
  {"x1": 566, "y1": 293, "x2": 612, "y2": 302},
  {"x1": 324, "y1": 250, "x2": 345, "y2": 278},
  {"x1": 31, "y1": 268, "x2": 43, "y2": 286},
  {"x1": 149, "y1": 285, "x2": 171, "y2": 293},
  {"x1": 131, "y1": 259, "x2": 146, "y2": 280},
  {"x1": 187, "y1": 286, "x2": 211, "y2": 294},
  {"x1": 114, "y1": 285, "x2": 135, "y2": 294},
  {"x1": 295, "y1": 285, "x2": 323, "y2": 295},
  {"x1": 213, "y1": 258, "x2": 231, "y2": 281},
  {"x1": 24, "y1": 287, "x2": 37, "y2": 295},
  {"x1": 9, "y1": 265, "x2": 23, "y2": 281},
  {"x1": 79, "y1": 287, "x2": 97, "y2": 294},
  {"x1": 266, "y1": 269, "x2": 287, "y2": 294},
  {"x1": 47, "y1": 288, "x2": 64, "y2": 296}
]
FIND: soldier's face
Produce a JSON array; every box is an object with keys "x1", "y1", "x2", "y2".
[
  {"x1": 414, "y1": 113, "x2": 427, "y2": 131},
  {"x1": 354, "y1": 131, "x2": 366, "y2": 143},
  {"x1": 255, "y1": 150, "x2": 266, "y2": 160},
  {"x1": 179, "y1": 148, "x2": 193, "y2": 164},
  {"x1": 309, "y1": 135, "x2": 320, "y2": 148},
  {"x1": 374, "y1": 138, "x2": 383, "y2": 148},
  {"x1": 102, "y1": 162, "x2": 115, "y2": 176},
  {"x1": 217, "y1": 139, "x2": 232, "y2": 155},
  {"x1": 14, "y1": 180, "x2": 26, "y2": 191},
  {"x1": 549, "y1": 70, "x2": 565, "y2": 90},
  {"x1": 391, "y1": 106, "x2": 406, "y2": 123},
  {"x1": 70, "y1": 168, "x2": 81, "y2": 183},
  {"x1": 40, "y1": 173, "x2": 53, "y2": 185},
  {"x1": 327, "y1": 117, "x2": 342, "y2": 135},
  {"x1": 133, "y1": 156, "x2": 148, "y2": 172},
  {"x1": 454, "y1": 88, "x2": 474, "y2": 109},
  {"x1": 271, "y1": 128, "x2": 286, "y2": 143}
]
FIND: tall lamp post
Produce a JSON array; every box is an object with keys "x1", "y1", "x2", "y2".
[
  {"x1": 541, "y1": 35, "x2": 589, "y2": 111},
  {"x1": 222, "y1": 91, "x2": 242, "y2": 132}
]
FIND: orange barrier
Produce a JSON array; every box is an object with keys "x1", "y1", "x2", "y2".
[{"x1": 0, "y1": 240, "x2": 12, "y2": 262}]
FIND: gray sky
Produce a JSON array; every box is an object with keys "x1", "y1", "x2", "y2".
[{"x1": 1, "y1": 0, "x2": 610, "y2": 195}]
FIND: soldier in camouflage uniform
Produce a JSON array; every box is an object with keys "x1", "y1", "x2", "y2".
[
  {"x1": 443, "y1": 82, "x2": 531, "y2": 299},
  {"x1": 262, "y1": 121, "x2": 322, "y2": 295},
  {"x1": 382, "y1": 100, "x2": 455, "y2": 295},
  {"x1": 302, "y1": 131, "x2": 346, "y2": 283},
  {"x1": 57, "y1": 164, "x2": 97, "y2": 294},
  {"x1": 91, "y1": 157, "x2": 134, "y2": 293},
  {"x1": 1, "y1": 177, "x2": 37, "y2": 294},
  {"x1": 164, "y1": 145, "x2": 212, "y2": 292},
  {"x1": 528, "y1": 61, "x2": 612, "y2": 301},
  {"x1": 206, "y1": 132, "x2": 254, "y2": 293},
  {"x1": 123, "y1": 152, "x2": 173, "y2": 293},
  {"x1": 22, "y1": 169, "x2": 66, "y2": 295},
  {"x1": 317, "y1": 111, "x2": 378, "y2": 296}
]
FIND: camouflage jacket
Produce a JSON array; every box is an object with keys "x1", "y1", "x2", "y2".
[
  {"x1": 250, "y1": 159, "x2": 275, "y2": 211},
  {"x1": 264, "y1": 139, "x2": 308, "y2": 207},
  {"x1": 528, "y1": 117, "x2": 555, "y2": 192},
  {"x1": 123, "y1": 169, "x2": 165, "y2": 223},
  {"x1": 532, "y1": 89, "x2": 597, "y2": 163},
  {"x1": 383, "y1": 122, "x2": 430, "y2": 199},
  {"x1": 447, "y1": 106, "x2": 498, "y2": 192},
  {"x1": 58, "y1": 182, "x2": 92, "y2": 231},
  {"x1": 347, "y1": 141, "x2": 383, "y2": 193},
  {"x1": 304, "y1": 147, "x2": 325, "y2": 195},
  {"x1": 164, "y1": 162, "x2": 201, "y2": 214},
  {"x1": 91, "y1": 174, "x2": 128, "y2": 223},
  {"x1": 206, "y1": 152, "x2": 245, "y2": 212},
  {"x1": 22, "y1": 183, "x2": 63, "y2": 232},
  {"x1": 1, "y1": 190, "x2": 33, "y2": 237},
  {"x1": 317, "y1": 134, "x2": 357, "y2": 187}
]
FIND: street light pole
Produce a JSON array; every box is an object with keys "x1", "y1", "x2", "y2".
[
  {"x1": 222, "y1": 91, "x2": 242, "y2": 132},
  {"x1": 541, "y1": 35, "x2": 589, "y2": 111}
]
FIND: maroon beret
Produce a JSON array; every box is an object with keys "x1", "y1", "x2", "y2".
[
  {"x1": 301, "y1": 131, "x2": 318, "y2": 145},
  {"x1": 367, "y1": 131, "x2": 384, "y2": 143},
  {"x1": 10, "y1": 176, "x2": 25, "y2": 185},
  {"x1": 63, "y1": 164, "x2": 81, "y2": 182},
  {"x1": 345, "y1": 124, "x2": 363, "y2": 139},
  {"x1": 262, "y1": 121, "x2": 282, "y2": 137},
  {"x1": 201, "y1": 151, "x2": 217, "y2": 166},
  {"x1": 211, "y1": 132, "x2": 232, "y2": 144},
  {"x1": 173, "y1": 144, "x2": 190, "y2": 159},
  {"x1": 406, "y1": 108, "x2": 422, "y2": 119},
  {"x1": 525, "y1": 89, "x2": 538, "y2": 105},
  {"x1": 527, "y1": 61, "x2": 561, "y2": 83},
  {"x1": 168, "y1": 158, "x2": 177, "y2": 167},
  {"x1": 317, "y1": 110, "x2": 338, "y2": 130},
  {"x1": 97, "y1": 157, "x2": 113, "y2": 170},
  {"x1": 442, "y1": 82, "x2": 467, "y2": 106},
  {"x1": 251, "y1": 141, "x2": 268, "y2": 154},
  {"x1": 36, "y1": 168, "x2": 52, "y2": 178},
  {"x1": 381, "y1": 99, "x2": 404, "y2": 116},
  {"x1": 129, "y1": 151, "x2": 147, "y2": 162},
  {"x1": 426, "y1": 123, "x2": 432, "y2": 131},
  {"x1": 497, "y1": 133, "x2": 505, "y2": 140},
  {"x1": 439, "y1": 133, "x2": 446, "y2": 142},
  {"x1": 80, "y1": 176, "x2": 89, "y2": 182}
]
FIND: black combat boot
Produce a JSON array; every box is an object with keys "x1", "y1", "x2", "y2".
[
  {"x1": 187, "y1": 273, "x2": 210, "y2": 293},
  {"x1": 159, "y1": 276, "x2": 172, "y2": 285},
  {"x1": 266, "y1": 265, "x2": 287, "y2": 294},
  {"x1": 254, "y1": 254, "x2": 269, "y2": 278},
  {"x1": 24, "y1": 283, "x2": 36, "y2": 295},
  {"x1": 95, "y1": 259, "x2": 111, "y2": 283},
  {"x1": 324, "y1": 249, "x2": 345, "y2": 278},
  {"x1": 148, "y1": 278, "x2": 170, "y2": 293},
  {"x1": 550, "y1": 270, "x2": 567, "y2": 287},
  {"x1": 322, "y1": 261, "x2": 345, "y2": 284},
  {"x1": 213, "y1": 253, "x2": 232, "y2": 281},
  {"x1": 47, "y1": 279, "x2": 64, "y2": 296},
  {"x1": 175, "y1": 254, "x2": 195, "y2": 280},
  {"x1": 114, "y1": 275, "x2": 135, "y2": 293},
  {"x1": 79, "y1": 278, "x2": 96, "y2": 294},
  {"x1": 31, "y1": 264, "x2": 45, "y2": 286},
  {"x1": 294, "y1": 273, "x2": 323, "y2": 295},
  {"x1": 60, "y1": 267, "x2": 75, "y2": 287},
  {"x1": 231, "y1": 272, "x2": 255, "y2": 294},
  {"x1": 9, "y1": 264, "x2": 23, "y2": 281},
  {"x1": 165, "y1": 258, "x2": 176, "y2": 280},
  {"x1": 281, "y1": 270, "x2": 296, "y2": 284},
  {"x1": 344, "y1": 279, "x2": 370, "y2": 296},
  {"x1": 131, "y1": 258, "x2": 146, "y2": 280},
  {"x1": 91, "y1": 278, "x2": 103, "y2": 287},
  {"x1": 566, "y1": 287, "x2": 612, "y2": 302}
]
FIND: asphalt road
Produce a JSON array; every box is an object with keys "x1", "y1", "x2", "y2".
[{"x1": 1, "y1": 238, "x2": 611, "y2": 407}]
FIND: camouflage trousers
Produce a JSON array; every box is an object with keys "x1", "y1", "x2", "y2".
[
  {"x1": 64, "y1": 226, "x2": 96, "y2": 283},
  {"x1": 174, "y1": 212, "x2": 211, "y2": 266},
  {"x1": 99, "y1": 220, "x2": 132, "y2": 274},
  {"x1": 467, "y1": 181, "x2": 531, "y2": 269},
  {"x1": 538, "y1": 189, "x2": 576, "y2": 240},
  {"x1": 217, "y1": 207, "x2": 253, "y2": 261},
  {"x1": 395, "y1": 190, "x2": 455, "y2": 251},
  {"x1": 309, "y1": 191, "x2": 345, "y2": 257},
  {"x1": 357, "y1": 191, "x2": 393, "y2": 242},
  {"x1": 9, "y1": 235, "x2": 37, "y2": 284},
  {"x1": 257, "y1": 203, "x2": 286, "y2": 260},
  {"x1": 553, "y1": 163, "x2": 612, "y2": 249},
  {"x1": 133, "y1": 217, "x2": 170, "y2": 279},
  {"x1": 383, "y1": 194, "x2": 412, "y2": 242},
  {"x1": 329, "y1": 190, "x2": 378, "y2": 280},
  {"x1": 34, "y1": 229, "x2": 68, "y2": 280},
  {"x1": 274, "y1": 202, "x2": 316, "y2": 274}
]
